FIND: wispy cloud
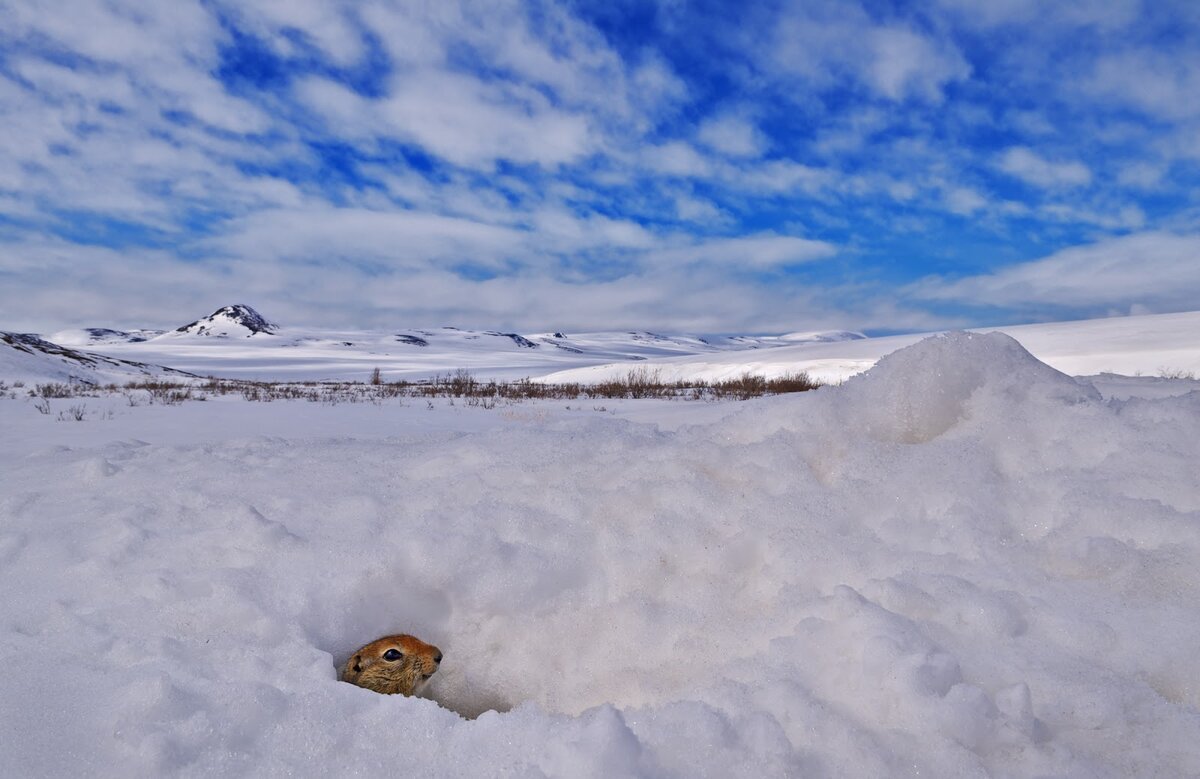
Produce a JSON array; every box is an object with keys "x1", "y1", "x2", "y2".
[
  {"x1": 999, "y1": 148, "x2": 1093, "y2": 189},
  {"x1": 697, "y1": 113, "x2": 768, "y2": 158},
  {"x1": 0, "y1": 0, "x2": 1198, "y2": 334}
]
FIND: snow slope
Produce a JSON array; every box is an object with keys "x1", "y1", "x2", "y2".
[
  {"x1": 541, "y1": 310, "x2": 1200, "y2": 385},
  {"x1": 0, "y1": 331, "x2": 194, "y2": 386},
  {"x1": 1, "y1": 332, "x2": 1198, "y2": 776}
]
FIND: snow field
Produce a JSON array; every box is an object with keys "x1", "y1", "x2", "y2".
[
  {"x1": 539, "y1": 309, "x2": 1200, "y2": 387},
  {"x1": 1, "y1": 332, "x2": 1198, "y2": 776}
]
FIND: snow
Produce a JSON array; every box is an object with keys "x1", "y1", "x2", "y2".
[
  {"x1": 0, "y1": 331, "x2": 193, "y2": 386},
  {"x1": 47, "y1": 325, "x2": 775, "y2": 383},
  {"x1": 541, "y1": 310, "x2": 1200, "y2": 387},
  {"x1": 2, "y1": 330, "x2": 1198, "y2": 776},
  {"x1": 35, "y1": 307, "x2": 1200, "y2": 388},
  {"x1": 167, "y1": 304, "x2": 279, "y2": 338},
  {"x1": 45, "y1": 304, "x2": 863, "y2": 383}
]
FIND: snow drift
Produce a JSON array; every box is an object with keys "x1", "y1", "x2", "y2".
[{"x1": 1, "y1": 332, "x2": 1198, "y2": 776}]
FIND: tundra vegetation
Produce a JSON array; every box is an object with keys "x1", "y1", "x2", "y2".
[{"x1": 15, "y1": 367, "x2": 823, "y2": 414}]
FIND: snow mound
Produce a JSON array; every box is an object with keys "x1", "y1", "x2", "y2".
[
  {"x1": 837, "y1": 331, "x2": 1101, "y2": 443},
  {"x1": 170, "y1": 304, "x2": 278, "y2": 338}
]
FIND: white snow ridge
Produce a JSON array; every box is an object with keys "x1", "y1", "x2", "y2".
[{"x1": 1, "y1": 332, "x2": 1198, "y2": 777}]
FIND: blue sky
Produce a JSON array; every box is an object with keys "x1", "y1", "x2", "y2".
[{"x1": 1, "y1": 0, "x2": 1198, "y2": 335}]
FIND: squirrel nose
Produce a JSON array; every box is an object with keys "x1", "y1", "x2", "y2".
[{"x1": 434, "y1": 653, "x2": 443, "y2": 664}]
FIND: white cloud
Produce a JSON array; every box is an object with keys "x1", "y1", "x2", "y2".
[
  {"x1": 527, "y1": 209, "x2": 658, "y2": 253},
  {"x1": 356, "y1": 0, "x2": 686, "y2": 142},
  {"x1": 1084, "y1": 49, "x2": 1200, "y2": 120},
  {"x1": 944, "y1": 187, "x2": 988, "y2": 215},
  {"x1": 999, "y1": 147, "x2": 1092, "y2": 188},
  {"x1": 651, "y1": 234, "x2": 837, "y2": 269},
  {"x1": 912, "y1": 231, "x2": 1200, "y2": 311},
  {"x1": 1117, "y1": 162, "x2": 1168, "y2": 190},
  {"x1": 0, "y1": 70, "x2": 291, "y2": 224},
  {"x1": 286, "y1": 1, "x2": 699, "y2": 173},
  {"x1": 673, "y1": 193, "x2": 729, "y2": 224},
  {"x1": 0, "y1": 0, "x2": 1196, "y2": 336},
  {"x1": 297, "y1": 72, "x2": 594, "y2": 170},
  {"x1": 933, "y1": 0, "x2": 1140, "y2": 31},
  {"x1": 228, "y1": 0, "x2": 366, "y2": 66},
  {"x1": 0, "y1": 225, "x2": 848, "y2": 335},
  {"x1": 1039, "y1": 202, "x2": 1145, "y2": 230},
  {"x1": 4, "y1": 0, "x2": 219, "y2": 68},
  {"x1": 5, "y1": 0, "x2": 271, "y2": 134},
  {"x1": 769, "y1": 2, "x2": 970, "y2": 102},
  {"x1": 0, "y1": 237, "x2": 242, "y2": 332},
  {"x1": 641, "y1": 142, "x2": 713, "y2": 178},
  {"x1": 628, "y1": 58, "x2": 691, "y2": 115},
  {"x1": 697, "y1": 113, "x2": 767, "y2": 158},
  {"x1": 356, "y1": 2, "x2": 450, "y2": 67},
  {"x1": 866, "y1": 26, "x2": 971, "y2": 102},
  {"x1": 732, "y1": 160, "x2": 833, "y2": 195},
  {"x1": 213, "y1": 207, "x2": 528, "y2": 269},
  {"x1": 811, "y1": 107, "x2": 891, "y2": 155},
  {"x1": 382, "y1": 72, "x2": 593, "y2": 169}
]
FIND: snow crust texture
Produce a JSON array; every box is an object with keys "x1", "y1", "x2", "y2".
[{"x1": 1, "y1": 332, "x2": 1198, "y2": 777}]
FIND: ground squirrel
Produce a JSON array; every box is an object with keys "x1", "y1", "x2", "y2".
[{"x1": 342, "y1": 634, "x2": 443, "y2": 696}]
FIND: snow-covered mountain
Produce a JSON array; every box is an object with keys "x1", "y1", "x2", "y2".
[
  {"x1": 0, "y1": 331, "x2": 194, "y2": 385},
  {"x1": 170, "y1": 304, "x2": 280, "y2": 338},
  {"x1": 41, "y1": 305, "x2": 866, "y2": 382}
]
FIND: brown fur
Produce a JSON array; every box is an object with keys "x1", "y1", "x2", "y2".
[{"x1": 342, "y1": 634, "x2": 443, "y2": 696}]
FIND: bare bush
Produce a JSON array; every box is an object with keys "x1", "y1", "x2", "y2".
[
  {"x1": 766, "y1": 371, "x2": 822, "y2": 393},
  {"x1": 6, "y1": 367, "x2": 821, "y2": 409},
  {"x1": 35, "y1": 383, "x2": 74, "y2": 398},
  {"x1": 124, "y1": 380, "x2": 193, "y2": 405}
]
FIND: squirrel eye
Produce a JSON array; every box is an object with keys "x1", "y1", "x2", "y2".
[{"x1": 383, "y1": 649, "x2": 403, "y2": 662}]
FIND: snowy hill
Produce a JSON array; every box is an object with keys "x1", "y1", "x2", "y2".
[
  {"x1": 0, "y1": 331, "x2": 195, "y2": 385},
  {"x1": 541, "y1": 310, "x2": 1200, "y2": 385},
  {"x1": 43, "y1": 304, "x2": 865, "y2": 382},
  {"x1": 169, "y1": 304, "x2": 279, "y2": 338}
]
